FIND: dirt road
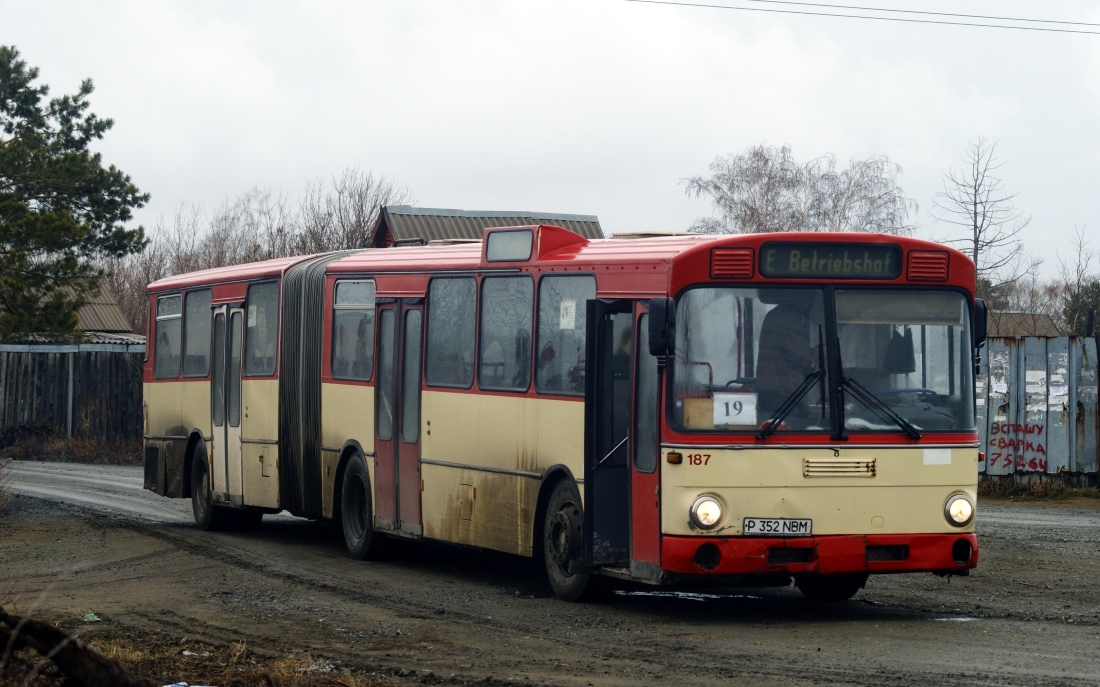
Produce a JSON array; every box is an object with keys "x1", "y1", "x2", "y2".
[{"x1": 3, "y1": 461, "x2": 1100, "y2": 686}]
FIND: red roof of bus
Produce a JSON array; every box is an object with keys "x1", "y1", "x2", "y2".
[
  {"x1": 147, "y1": 255, "x2": 315, "y2": 292},
  {"x1": 325, "y1": 232, "x2": 718, "y2": 273},
  {"x1": 145, "y1": 230, "x2": 975, "y2": 294}
]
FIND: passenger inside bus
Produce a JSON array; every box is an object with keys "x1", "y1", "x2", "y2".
[
  {"x1": 156, "y1": 331, "x2": 177, "y2": 378},
  {"x1": 333, "y1": 323, "x2": 348, "y2": 376},
  {"x1": 250, "y1": 307, "x2": 276, "y2": 373},
  {"x1": 755, "y1": 303, "x2": 814, "y2": 417},
  {"x1": 352, "y1": 315, "x2": 372, "y2": 378}
]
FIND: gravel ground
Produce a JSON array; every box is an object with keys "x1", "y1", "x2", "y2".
[{"x1": 3, "y1": 461, "x2": 1100, "y2": 686}]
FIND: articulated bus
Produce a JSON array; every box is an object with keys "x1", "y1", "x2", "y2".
[{"x1": 144, "y1": 225, "x2": 985, "y2": 601}]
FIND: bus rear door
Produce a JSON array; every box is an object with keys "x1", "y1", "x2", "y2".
[
  {"x1": 374, "y1": 300, "x2": 424, "y2": 537},
  {"x1": 211, "y1": 305, "x2": 244, "y2": 504}
]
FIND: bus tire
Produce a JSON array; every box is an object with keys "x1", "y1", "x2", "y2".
[
  {"x1": 795, "y1": 573, "x2": 868, "y2": 602},
  {"x1": 340, "y1": 453, "x2": 384, "y2": 560},
  {"x1": 542, "y1": 479, "x2": 593, "y2": 602},
  {"x1": 190, "y1": 444, "x2": 232, "y2": 531}
]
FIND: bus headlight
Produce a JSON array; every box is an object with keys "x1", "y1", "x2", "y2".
[
  {"x1": 944, "y1": 493, "x2": 974, "y2": 527},
  {"x1": 690, "y1": 495, "x2": 724, "y2": 530}
]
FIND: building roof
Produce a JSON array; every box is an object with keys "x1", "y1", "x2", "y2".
[
  {"x1": 84, "y1": 330, "x2": 145, "y2": 345},
  {"x1": 77, "y1": 288, "x2": 134, "y2": 333},
  {"x1": 370, "y1": 206, "x2": 604, "y2": 247},
  {"x1": 988, "y1": 311, "x2": 1062, "y2": 338}
]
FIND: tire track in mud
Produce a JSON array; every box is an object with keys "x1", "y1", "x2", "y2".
[
  {"x1": 77, "y1": 506, "x2": 1100, "y2": 687},
  {"x1": 9, "y1": 466, "x2": 1100, "y2": 686}
]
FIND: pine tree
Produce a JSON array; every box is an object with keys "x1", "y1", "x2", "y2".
[{"x1": 0, "y1": 45, "x2": 147, "y2": 341}]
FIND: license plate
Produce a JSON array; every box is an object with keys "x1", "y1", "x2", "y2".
[{"x1": 743, "y1": 517, "x2": 813, "y2": 536}]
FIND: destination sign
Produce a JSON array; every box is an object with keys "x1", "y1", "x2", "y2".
[{"x1": 759, "y1": 243, "x2": 902, "y2": 280}]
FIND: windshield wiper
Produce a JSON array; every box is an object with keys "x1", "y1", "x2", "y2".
[
  {"x1": 840, "y1": 376, "x2": 922, "y2": 440},
  {"x1": 757, "y1": 369, "x2": 824, "y2": 441},
  {"x1": 758, "y1": 325, "x2": 826, "y2": 441}
]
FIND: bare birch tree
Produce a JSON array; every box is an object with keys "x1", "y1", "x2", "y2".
[
  {"x1": 933, "y1": 138, "x2": 1036, "y2": 295},
  {"x1": 683, "y1": 144, "x2": 917, "y2": 235},
  {"x1": 1056, "y1": 227, "x2": 1100, "y2": 335},
  {"x1": 103, "y1": 166, "x2": 413, "y2": 334},
  {"x1": 297, "y1": 168, "x2": 411, "y2": 253}
]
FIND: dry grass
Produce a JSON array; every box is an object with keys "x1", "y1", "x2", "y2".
[
  {"x1": 1, "y1": 619, "x2": 400, "y2": 687},
  {"x1": 0, "y1": 422, "x2": 141, "y2": 465},
  {"x1": 979, "y1": 478, "x2": 1100, "y2": 501}
]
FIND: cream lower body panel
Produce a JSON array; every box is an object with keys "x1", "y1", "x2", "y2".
[
  {"x1": 420, "y1": 464, "x2": 539, "y2": 557},
  {"x1": 662, "y1": 446, "x2": 979, "y2": 537},
  {"x1": 320, "y1": 382, "x2": 376, "y2": 520},
  {"x1": 419, "y1": 391, "x2": 585, "y2": 556}
]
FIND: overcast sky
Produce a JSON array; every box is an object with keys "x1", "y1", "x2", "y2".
[{"x1": 4, "y1": 0, "x2": 1098, "y2": 279}]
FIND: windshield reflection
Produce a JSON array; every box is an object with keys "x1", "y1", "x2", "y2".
[{"x1": 671, "y1": 287, "x2": 975, "y2": 434}]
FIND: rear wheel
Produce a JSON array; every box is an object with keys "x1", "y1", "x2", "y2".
[
  {"x1": 543, "y1": 479, "x2": 594, "y2": 601},
  {"x1": 340, "y1": 453, "x2": 385, "y2": 560},
  {"x1": 796, "y1": 573, "x2": 868, "y2": 601},
  {"x1": 190, "y1": 444, "x2": 233, "y2": 531}
]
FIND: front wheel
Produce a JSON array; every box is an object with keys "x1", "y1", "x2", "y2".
[
  {"x1": 340, "y1": 453, "x2": 385, "y2": 560},
  {"x1": 190, "y1": 445, "x2": 233, "y2": 531},
  {"x1": 542, "y1": 480, "x2": 594, "y2": 601},
  {"x1": 796, "y1": 573, "x2": 868, "y2": 602}
]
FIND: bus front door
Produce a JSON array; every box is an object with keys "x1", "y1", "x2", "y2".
[
  {"x1": 584, "y1": 300, "x2": 633, "y2": 567},
  {"x1": 211, "y1": 305, "x2": 244, "y2": 504},
  {"x1": 374, "y1": 301, "x2": 424, "y2": 537}
]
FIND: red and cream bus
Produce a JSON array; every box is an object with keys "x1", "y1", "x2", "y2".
[{"x1": 144, "y1": 225, "x2": 984, "y2": 601}]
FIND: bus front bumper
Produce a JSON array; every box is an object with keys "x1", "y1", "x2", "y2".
[{"x1": 661, "y1": 533, "x2": 978, "y2": 576}]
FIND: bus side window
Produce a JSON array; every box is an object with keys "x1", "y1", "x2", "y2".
[
  {"x1": 332, "y1": 280, "x2": 375, "y2": 381},
  {"x1": 425, "y1": 277, "x2": 476, "y2": 388},
  {"x1": 536, "y1": 275, "x2": 596, "y2": 396},
  {"x1": 154, "y1": 294, "x2": 182, "y2": 379},
  {"x1": 245, "y1": 282, "x2": 279, "y2": 376},
  {"x1": 479, "y1": 276, "x2": 533, "y2": 392},
  {"x1": 183, "y1": 289, "x2": 212, "y2": 377}
]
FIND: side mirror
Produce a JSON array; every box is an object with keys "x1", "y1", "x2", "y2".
[
  {"x1": 648, "y1": 297, "x2": 675, "y2": 357},
  {"x1": 973, "y1": 298, "x2": 987, "y2": 348}
]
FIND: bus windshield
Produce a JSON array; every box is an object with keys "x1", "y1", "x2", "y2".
[
  {"x1": 836, "y1": 289, "x2": 974, "y2": 433},
  {"x1": 673, "y1": 287, "x2": 830, "y2": 433},
  {"x1": 672, "y1": 287, "x2": 975, "y2": 434}
]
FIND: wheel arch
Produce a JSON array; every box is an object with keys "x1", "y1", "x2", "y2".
[
  {"x1": 333, "y1": 439, "x2": 370, "y2": 524},
  {"x1": 182, "y1": 429, "x2": 208, "y2": 499},
  {"x1": 533, "y1": 464, "x2": 580, "y2": 562}
]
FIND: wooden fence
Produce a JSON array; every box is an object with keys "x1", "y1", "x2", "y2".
[{"x1": 0, "y1": 343, "x2": 145, "y2": 443}]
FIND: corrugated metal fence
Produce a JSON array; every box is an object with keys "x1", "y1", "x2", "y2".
[
  {"x1": 0, "y1": 343, "x2": 145, "y2": 443},
  {"x1": 978, "y1": 336, "x2": 1099, "y2": 481}
]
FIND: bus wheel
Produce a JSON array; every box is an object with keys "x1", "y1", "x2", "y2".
[
  {"x1": 190, "y1": 445, "x2": 231, "y2": 531},
  {"x1": 341, "y1": 453, "x2": 384, "y2": 560},
  {"x1": 543, "y1": 480, "x2": 592, "y2": 601},
  {"x1": 795, "y1": 573, "x2": 868, "y2": 602}
]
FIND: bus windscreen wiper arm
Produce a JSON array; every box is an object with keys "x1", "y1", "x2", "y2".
[
  {"x1": 841, "y1": 376, "x2": 922, "y2": 440},
  {"x1": 757, "y1": 370, "x2": 825, "y2": 441}
]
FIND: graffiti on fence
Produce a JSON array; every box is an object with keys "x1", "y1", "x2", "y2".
[{"x1": 987, "y1": 422, "x2": 1047, "y2": 472}]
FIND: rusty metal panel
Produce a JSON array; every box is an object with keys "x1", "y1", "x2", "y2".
[
  {"x1": 1021, "y1": 337, "x2": 1053, "y2": 473},
  {"x1": 982, "y1": 338, "x2": 1015, "y2": 476},
  {"x1": 1074, "y1": 337, "x2": 1098, "y2": 473},
  {"x1": 1044, "y1": 337, "x2": 1070, "y2": 474},
  {"x1": 976, "y1": 344, "x2": 989, "y2": 473},
  {"x1": 979, "y1": 336, "x2": 1100, "y2": 478}
]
